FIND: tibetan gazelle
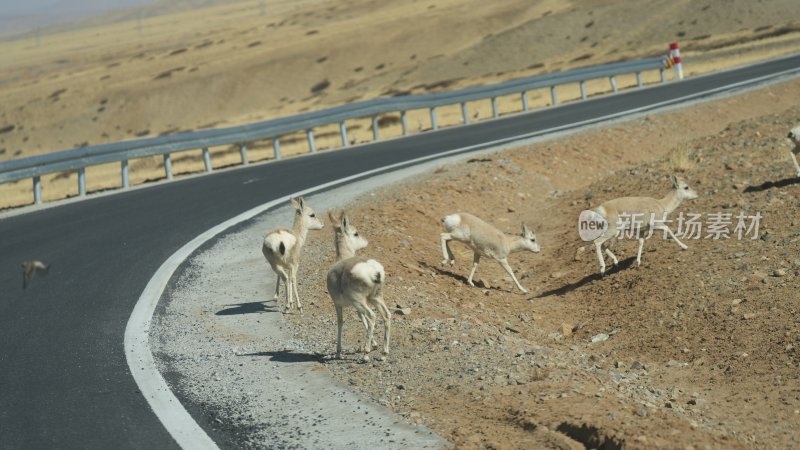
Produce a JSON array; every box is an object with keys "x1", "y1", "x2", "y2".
[
  {"x1": 440, "y1": 213, "x2": 540, "y2": 294},
  {"x1": 262, "y1": 197, "x2": 324, "y2": 313}
]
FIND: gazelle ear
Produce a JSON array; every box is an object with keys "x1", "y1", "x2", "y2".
[
  {"x1": 328, "y1": 211, "x2": 338, "y2": 226},
  {"x1": 291, "y1": 197, "x2": 301, "y2": 210},
  {"x1": 521, "y1": 223, "x2": 530, "y2": 235},
  {"x1": 341, "y1": 214, "x2": 350, "y2": 229},
  {"x1": 671, "y1": 175, "x2": 680, "y2": 188}
]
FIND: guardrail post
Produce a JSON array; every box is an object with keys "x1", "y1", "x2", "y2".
[
  {"x1": 521, "y1": 92, "x2": 529, "y2": 111},
  {"x1": 202, "y1": 147, "x2": 212, "y2": 172},
  {"x1": 273, "y1": 137, "x2": 282, "y2": 160},
  {"x1": 339, "y1": 122, "x2": 349, "y2": 147},
  {"x1": 580, "y1": 81, "x2": 587, "y2": 100},
  {"x1": 550, "y1": 86, "x2": 558, "y2": 106},
  {"x1": 401, "y1": 111, "x2": 409, "y2": 135},
  {"x1": 163, "y1": 154, "x2": 173, "y2": 180},
  {"x1": 239, "y1": 144, "x2": 249, "y2": 165},
  {"x1": 491, "y1": 97, "x2": 498, "y2": 118},
  {"x1": 33, "y1": 176, "x2": 42, "y2": 204},
  {"x1": 371, "y1": 116, "x2": 379, "y2": 141},
  {"x1": 636, "y1": 72, "x2": 643, "y2": 88},
  {"x1": 78, "y1": 168, "x2": 86, "y2": 196},
  {"x1": 121, "y1": 160, "x2": 129, "y2": 188},
  {"x1": 306, "y1": 129, "x2": 317, "y2": 153},
  {"x1": 430, "y1": 107, "x2": 438, "y2": 130},
  {"x1": 609, "y1": 76, "x2": 618, "y2": 93},
  {"x1": 460, "y1": 102, "x2": 468, "y2": 124},
  {"x1": 659, "y1": 68, "x2": 665, "y2": 83}
]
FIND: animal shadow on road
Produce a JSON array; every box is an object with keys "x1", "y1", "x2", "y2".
[
  {"x1": 240, "y1": 350, "x2": 324, "y2": 363},
  {"x1": 216, "y1": 300, "x2": 279, "y2": 316},
  {"x1": 743, "y1": 176, "x2": 800, "y2": 193},
  {"x1": 536, "y1": 257, "x2": 636, "y2": 298},
  {"x1": 418, "y1": 260, "x2": 509, "y2": 292}
]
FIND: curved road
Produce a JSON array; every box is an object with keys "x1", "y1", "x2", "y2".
[{"x1": 1, "y1": 54, "x2": 799, "y2": 449}]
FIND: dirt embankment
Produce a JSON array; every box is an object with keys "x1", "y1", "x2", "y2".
[{"x1": 283, "y1": 78, "x2": 800, "y2": 449}]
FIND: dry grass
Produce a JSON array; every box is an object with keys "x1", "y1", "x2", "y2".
[
  {"x1": 2, "y1": 0, "x2": 800, "y2": 208},
  {"x1": 667, "y1": 143, "x2": 698, "y2": 173}
]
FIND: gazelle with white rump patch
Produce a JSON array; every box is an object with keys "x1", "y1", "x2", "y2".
[
  {"x1": 787, "y1": 126, "x2": 800, "y2": 177},
  {"x1": 262, "y1": 197, "x2": 324, "y2": 313},
  {"x1": 440, "y1": 213, "x2": 540, "y2": 294},
  {"x1": 326, "y1": 212, "x2": 391, "y2": 361},
  {"x1": 591, "y1": 175, "x2": 698, "y2": 275}
]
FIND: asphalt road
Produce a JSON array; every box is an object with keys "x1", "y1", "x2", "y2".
[{"x1": 1, "y1": 53, "x2": 798, "y2": 449}]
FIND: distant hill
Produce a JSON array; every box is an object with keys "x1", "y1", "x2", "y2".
[{"x1": 0, "y1": 0, "x2": 238, "y2": 41}]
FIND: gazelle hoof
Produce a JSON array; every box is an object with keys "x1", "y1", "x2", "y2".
[
  {"x1": 362, "y1": 354, "x2": 371, "y2": 362},
  {"x1": 377, "y1": 355, "x2": 386, "y2": 361}
]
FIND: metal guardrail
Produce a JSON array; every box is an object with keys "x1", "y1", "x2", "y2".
[{"x1": 0, "y1": 56, "x2": 668, "y2": 205}]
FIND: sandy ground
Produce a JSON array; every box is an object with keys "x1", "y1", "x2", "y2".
[
  {"x1": 153, "y1": 74, "x2": 800, "y2": 449},
  {"x1": 2, "y1": 0, "x2": 800, "y2": 208}
]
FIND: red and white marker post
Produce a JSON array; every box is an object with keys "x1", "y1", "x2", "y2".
[{"x1": 669, "y1": 42, "x2": 683, "y2": 80}]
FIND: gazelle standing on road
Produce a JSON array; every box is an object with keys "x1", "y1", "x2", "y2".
[
  {"x1": 440, "y1": 213, "x2": 540, "y2": 294},
  {"x1": 326, "y1": 212, "x2": 391, "y2": 362},
  {"x1": 590, "y1": 175, "x2": 698, "y2": 275},
  {"x1": 262, "y1": 197, "x2": 324, "y2": 313}
]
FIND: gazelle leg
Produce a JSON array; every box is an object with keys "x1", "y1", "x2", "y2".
[
  {"x1": 292, "y1": 268, "x2": 302, "y2": 313},
  {"x1": 658, "y1": 225, "x2": 688, "y2": 250},
  {"x1": 335, "y1": 305, "x2": 344, "y2": 359},
  {"x1": 285, "y1": 267, "x2": 295, "y2": 311},
  {"x1": 499, "y1": 258, "x2": 528, "y2": 294},
  {"x1": 353, "y1": 302, "x2": 376, "y2": 361},
  {"x1": 595, "y1": 241, "x2": 606, "y2": 275},
  {"x1": 791, "y1": 150, "x2": 800, "y2": 177},
  {"x1": 440, "y1": 233, "x2": 455, "y2": 265},
  {"x1": 604, "y1": 247, "x2": 619, "y2": 266},
  {"x1": 636, "y1": 237, "x2": 645, "y2": 267},
  {"x1": 372, "y1": 297, "x2": 392, "y2": 360},
  {"x1": 274, "y1": 266, "x2": 289, "y2": 310},
  {"x1": 273, "y1": 275, "x2": 281, "y2": 301},
  {"x1": 467, "y1": 253, "x2": 480, "y2": 287},
  {"x1": 359, "y1": 313, "x2": 377, "y2": 350}
]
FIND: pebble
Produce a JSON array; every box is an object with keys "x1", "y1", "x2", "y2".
[
  {"x1": 749, "y1": 270, "x2": 769, "y2": 282},
  {"x1": 560, "y1": 323, "x2": 574, "y2": 337},
  {"x1": 773, "y1": 268, "x2": 787, "y2": 277},
  {"x1": 591, "y1": 333, "x2": 610, "y2": 343}
]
